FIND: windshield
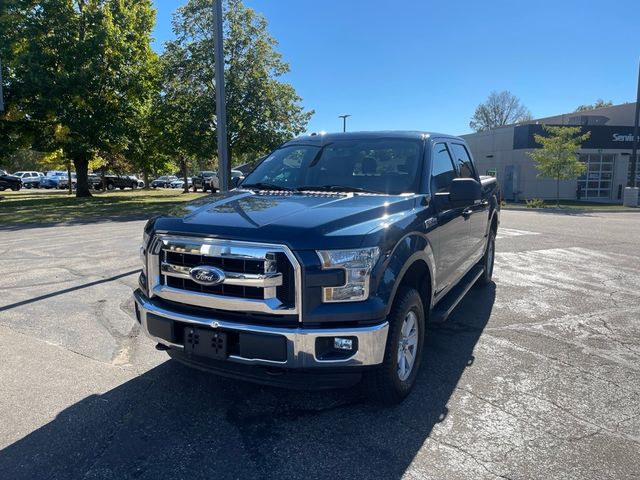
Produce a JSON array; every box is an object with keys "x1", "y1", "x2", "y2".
[{"x1": 242, "y1": 138, "x2": 422, "y2": 194}]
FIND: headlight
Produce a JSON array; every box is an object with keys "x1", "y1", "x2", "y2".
[
  {"x1": 317, "y1": 247, "x2": 380, "y2": 302},
  {"x1": 140, "y1": 231, "x2": 150, "y2": 275}
]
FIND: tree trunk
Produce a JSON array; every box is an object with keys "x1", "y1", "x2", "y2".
[
  {"x1": 556, "y1": 175, "x2": 560, "y2": 208},
  {"x1": 67, "y1": 165, "x2": 73, "y2": 195},
  {"x1": 143, "y1": 170, "x2": 149, "y2": 190},
  {"x1": 101, "y1": 166, "x2": 106, "y2": 192},
  {"x1": 182, "y1": 159, "x2": 189, "y2": 194},
  {"x1": 73, "y1": 156, "x2": 92, "y2": 198}
]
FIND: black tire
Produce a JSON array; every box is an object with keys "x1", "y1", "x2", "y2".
[
  {"x1": 106, "y1": 182, "x2": 115, "y2": 191},
  {"x1": 11, "y1": 184, "x2": 20, "y2": 191},
  {"x1": 476, "y1": 230, "x2": 495, "y2": 286},
  {"x1": 362, "y1": 287, "x2": 425, "y2": 405},
  {"x1": 132, "y1": 182, "x2": 138, "y2": 189},
  {"x1": 0, "y1": 186, "x2": 5, "y2": 192}
]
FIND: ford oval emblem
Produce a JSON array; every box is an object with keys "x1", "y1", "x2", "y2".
[{"x1": 189, "y1": 266, "x2": 225, "y2": 286}]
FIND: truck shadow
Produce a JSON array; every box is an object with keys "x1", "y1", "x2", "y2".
[{"x1": 0, "y1": 284, "x2": 496, "y2": 480}]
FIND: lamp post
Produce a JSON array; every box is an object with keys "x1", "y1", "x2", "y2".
[
  {"x1": 213, "y1": 0, "x2": 230, "y2": 191},
  {"x1": 338, "y1": 114, "x2": 351, "y2": 133},
  {"x1": 630, "y1": 61, "x2": 640, "y2": 188}
]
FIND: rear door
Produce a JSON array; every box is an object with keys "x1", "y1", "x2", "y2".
[
  {"x1": 449, "y1": 142, "x2": 489, "y2": 264},
  {"x1": 430, "y1": 141, "x2": 468, "y2": 294}
]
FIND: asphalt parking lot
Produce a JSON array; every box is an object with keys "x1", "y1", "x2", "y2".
[{"x1": 1, "y1": 210, "x2": 639, "y2": 479}]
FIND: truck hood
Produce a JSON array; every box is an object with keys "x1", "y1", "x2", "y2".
[{"x1": 152, "y1": 190, "x2": 421, "y2": 250}]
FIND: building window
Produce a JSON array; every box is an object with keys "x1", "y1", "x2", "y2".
[{"x1": 577, "y1": 153, "x2": 615, "y2": 200}]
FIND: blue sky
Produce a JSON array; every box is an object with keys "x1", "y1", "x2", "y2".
[{"x1": 152, "y1": 0, "x2": 640, "y2": 136}]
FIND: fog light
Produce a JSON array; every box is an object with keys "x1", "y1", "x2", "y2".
[{"x1": 334, "y1": 337, "x2": 353, "y2": 350}]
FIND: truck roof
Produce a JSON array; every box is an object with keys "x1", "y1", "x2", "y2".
[{"x1": 286, "y1": 130, "x2": 464, "y2": 145}]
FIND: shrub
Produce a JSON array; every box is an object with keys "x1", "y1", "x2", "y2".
[{"x1": 526, "y1": 198, "x2": 545, "y2": 209}]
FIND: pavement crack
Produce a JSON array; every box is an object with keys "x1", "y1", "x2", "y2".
[
  {"x1": 457, "y1": 386, "x2": 599, "y2": 443},
  {"x1": 519, "y1": 390, "x2": 640, "y2": 445},
  {"x1": 432, "y1": 438, "x2": 514, "y2": 480}
]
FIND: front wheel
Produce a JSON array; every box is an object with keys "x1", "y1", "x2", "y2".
[
  {"x1": 11, "y1": 184, "x2": 20, "y2": 191},
  {"x1": 362, "y1": 288, "x2": 425, "y2": 404},
  {"x1": 476, "y1": 230, "x2": 495, "y2": 286},
  {"x1": 106, "y1": 182, "x2": 115, "y2": 191}
]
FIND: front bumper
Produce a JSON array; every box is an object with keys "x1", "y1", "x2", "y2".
[{"x1": 133, "y1": 289, "x2": 389, "y2": 369}]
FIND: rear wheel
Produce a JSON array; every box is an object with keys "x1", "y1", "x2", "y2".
[
  {"x1": 362, "y1": 288, "x2": 425, "y2": 404},
  {"x1": 11, "y1": 184, "x2": 20, "y2": 191},
  {"x1": 106, "y1": 182, "x2": 115, "y2": 191},
  {"x1": 476, "y1": 230, "x2": 495, "y2": 286},
  {"x1": 132, "y1": 182, "x2": 138, "y2": 189}
]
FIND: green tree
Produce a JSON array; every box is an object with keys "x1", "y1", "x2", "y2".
[
  {"x1": 0, "y1": 0, "x2": 158, "y2": 197},
  {"x1": 470, "y1": 91, "x2": 532, "y2": 132},
  {"x1": 528, "y1": 125, "x2": 590, "y2": 207},
  {"x1": 160, "y1": 0, "x2": 312, "y2": 178},
  {"x1": 574, "y1": 99, "x2": 613, "y2": 112}
]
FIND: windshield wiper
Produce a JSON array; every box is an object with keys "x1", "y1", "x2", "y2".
[
  {"x1": 241, "y1": 182, "x2": 295, "y2": 191},
  {"x1": 296, "y1": 185, "x2": 376, "y2": 193}
]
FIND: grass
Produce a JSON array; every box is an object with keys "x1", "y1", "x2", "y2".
[
  {"x1": 502, "y1": 200, "x2": 636, "y2": 210},
  {"x1": 0, "y1": 188, "x2": 209, "y2": 225}
]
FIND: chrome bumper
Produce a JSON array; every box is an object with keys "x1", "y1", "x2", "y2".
[{"x1": 133, "y1": 289, "x2": 389, "y2": 368}]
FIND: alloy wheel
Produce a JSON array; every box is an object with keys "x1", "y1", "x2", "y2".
[{"x1": 397, "y1": 310, "x2": 419, "y2": 381}]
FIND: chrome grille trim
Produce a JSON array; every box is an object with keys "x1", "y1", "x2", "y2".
[
  {"x1": 160, "y1": 262, "x2": 283, "y2": 288},
  {"x1": 147, "y1": 234, "x2": 301, "y2": 321}
]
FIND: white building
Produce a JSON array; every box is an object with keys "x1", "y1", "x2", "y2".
[{"x1": 461, "y1": 103, "x2": 638, "y2": 203}]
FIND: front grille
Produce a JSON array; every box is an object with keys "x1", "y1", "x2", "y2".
[{"x1": 149, "y1": 236, "x2": 299, "y2": 319}]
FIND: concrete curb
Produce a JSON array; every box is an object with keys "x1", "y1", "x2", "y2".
[{"x1": 502, "y1": 206, "x2": 640, "y2": 213}]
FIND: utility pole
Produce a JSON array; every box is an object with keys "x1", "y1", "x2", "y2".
[
  {"x1": 338, "y1": 114, "x2": 351, "y2": 133},
  {"x1": 213, "y1": 0, "x2": 230, "y2": 191},
  {"x1": 630, "y1": 60, "x2": 640, "y2": 188}
]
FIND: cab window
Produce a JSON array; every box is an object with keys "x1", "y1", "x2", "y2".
[
  {"x1": 430, "y1": 143, "x2": 457, "y2": 193},
  {"x1": 450, "y1": 143, "x2": 476, "y2": 179}
]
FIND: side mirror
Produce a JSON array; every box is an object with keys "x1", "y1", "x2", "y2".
[{"x1": 449, "y1": 178, "x2": 481, "y2": 207}]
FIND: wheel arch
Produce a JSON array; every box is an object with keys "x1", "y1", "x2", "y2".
[{"x1": 374, "y1": 233, "x2": 436, "y2": 317}]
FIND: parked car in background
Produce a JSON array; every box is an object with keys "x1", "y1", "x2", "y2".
[
  {"x1": 192, "y1": 171, "x2": 216, "y2": 192},
  {"x1": 88, "y1": 174, "x2": 102, "y2": 190},
  {"x1": 170, "y1": 177, "x2": 192, "y2": 189},
  {"x1": 0, "y1": 169, "x2": 22, "y2": 191},
  {"x1": 129, "y1": 175, "x2": 145, "y2": 188},
  {"x1": 208, "y1": 170, "x2": 245, "y2": 192},
  {"x1": 151, "y1": 176, "x2": 178, "y2": 188},
  {"x1": 12, "y1": 171, "x2": 44, "y2": 188},
  {"x1": 39, "y1": 171, "x2": 67, "y2": 189},
  {"x1": 58, "y1": 173, "x2": 77, "y2": 190},
  {"x1": 95, "y1": 174, "x2": 140, "y2": 190}
]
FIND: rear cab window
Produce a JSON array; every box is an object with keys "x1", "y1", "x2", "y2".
[
  {"x1": 430, "y1": 142, "x2": 457, "y2": 193},
  {"x1": 450, "y1": 143, "x2": 477, "y2": 179}
]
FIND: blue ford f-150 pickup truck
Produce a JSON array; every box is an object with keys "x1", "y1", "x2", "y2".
[{"x1": 134, "y1": 131, "x2": 500, "y2": 403}]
